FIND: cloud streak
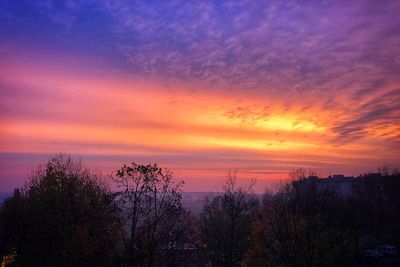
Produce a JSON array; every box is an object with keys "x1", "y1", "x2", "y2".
[{"x1": 0, "y1": 0, "x2": 399, "y2": 191}]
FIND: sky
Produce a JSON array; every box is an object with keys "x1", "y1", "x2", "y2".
[{"x1": 1, "y1": 0, "x2": 399, "y2": 192}]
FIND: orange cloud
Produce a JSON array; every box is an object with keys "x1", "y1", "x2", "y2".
[{"x1": 1, "y1": 60, "x2": 399, "y2": 192}]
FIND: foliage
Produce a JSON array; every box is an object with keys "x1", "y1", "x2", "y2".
[
  {"x1": 112, "y1": 162, "x2": 189, "y2": 267},
  {"x1": 2, "y1": 158, "x2": 400, "y2": 267},
  {"x1": 352, "y1": 173, "x2": 400, "y2": 244},
  {"x1": 200, "y1": 172, "x2": 258, "y2": 267},
  {"x1": 0, "y1": 154, "x2": 120, "y2": 266},
  {"x1": 244, "y1": 174, "x2": 362, "y2": 267}
]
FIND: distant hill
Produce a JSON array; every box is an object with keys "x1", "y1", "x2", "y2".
[
  {"x1": 181, "y1": 191, "x2": 263, "y2": 214},
  {"x1": 181, "y1": 192, "x2": 219, "y2": 214}
]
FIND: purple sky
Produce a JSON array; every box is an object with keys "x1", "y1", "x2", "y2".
[{"x1": 1, "y1": 0, "x2": 399, "y2": 192}]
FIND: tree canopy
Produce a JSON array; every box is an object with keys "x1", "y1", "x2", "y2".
[{"x1": 0, "y1": 155, "x2": 120, "y2": 266}]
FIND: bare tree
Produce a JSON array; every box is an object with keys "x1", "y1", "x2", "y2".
[
  {"x1": 377, "y1": 164, "x2": 399, "y2": 176},
  {"x1": 201, "y1": 172, "x2": 257, "y2": 267},
  {"x1": 288, "y1": 168, "x2": 308, "y2": 181},
  {"x1": 246, "y1": 173, "x2": 360, "y2": 267},
  {"x1": 112, "y1": 163, "x2": 186, "y2": 267}
]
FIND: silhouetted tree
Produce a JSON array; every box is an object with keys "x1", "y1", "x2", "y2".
[
  {"x1": 200, "y1": 172, "x2": 257, "y2": 267},
  {"x1": 377, "y1": 164, "x2": 399, "y2": 176},
  {"x1": 112, "y1": 162, "x2": 187, "y2": 267},
  {"x1": 352, "y1": 172, "x2": 400, "y2": 246},
  {"x1": 0, "y1": 154, "x2": 120, "y2": 266},
  {"x1": 244, "y1": 171, "x2": 361, "y2": 267},
  {"x1": 0, "y1": 189, "x2": 25, "y2": 266}
]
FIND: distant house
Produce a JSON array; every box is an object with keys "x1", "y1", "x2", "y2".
[
  {"x1": 294, "y1": 174, "x2": 359, "y2": 197},
  {"x1": 327, "y1": 174, "x2": 356, "y2": 197},
  {"x1": 293, "y1": 172, "x2": 391, "y2": 198}
]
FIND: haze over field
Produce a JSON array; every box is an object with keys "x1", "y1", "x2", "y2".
[{"x1": 1, "y1": 0, "x2": 399, "y2": 192}]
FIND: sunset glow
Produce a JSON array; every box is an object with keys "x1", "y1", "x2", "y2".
[{"x1": 1, "y1": 1, "x2": 399, "y2": 192}]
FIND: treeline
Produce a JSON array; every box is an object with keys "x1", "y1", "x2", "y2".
[{"x1": 0, "y1": 155, "x2": 399, "y2": 266}]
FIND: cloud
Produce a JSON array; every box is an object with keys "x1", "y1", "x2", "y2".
[
  {"x1": 332, "y1": 88, "x2": 400, "y2": 144},
  {"x1": 2, "y1": 0, "x2": 399, "y2": 95},
  {"x1": 98, "y1": 0, "x2": 400, "y2": 95},
  {"x1": 1, "y1": 0, "x2": 400, "y2": 192}
]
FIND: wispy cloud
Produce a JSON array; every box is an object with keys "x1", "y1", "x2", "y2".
[
  {"x1": 100, "y1": 0, "x2": 400, "y2": 93},
  {"x1": 333, "y1": 88, "x2": 400, "y2": 144},
  {"x1": 0, "y1": 0, "x2": 399, "y2": 191}
]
